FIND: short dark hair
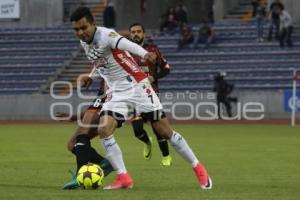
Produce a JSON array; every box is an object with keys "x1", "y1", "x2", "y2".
[
  {"x1": 129, "y1": 23, "x2": 145, "y2": 32},
  {"x1": 70, "y1": 6, "x2": 94, "y2": 23}
]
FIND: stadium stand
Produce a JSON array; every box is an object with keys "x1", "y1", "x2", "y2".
[
  {"x1": 0, "y1": 26, "x2": 77, "y2": 95},
  {"x1": 0, "y1": 0, "x2": 299, "y2": 95},
  {"x1": 52, "y1": 26, "x2": 300, "y2": 93},
  {"x1": 0, "y1": 0, "x2": 106, "y2": 95}
]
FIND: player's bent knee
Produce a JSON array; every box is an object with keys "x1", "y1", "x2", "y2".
[
  {"x1": 160, "y1": 132, "x2": 172, "y2": 140},
  {"x1": 152, "y1": 126, "x2": 172, "y2": 139},
  {"x1": 67, "y1": 141, "x2": 74, "y2": 152},
  {"x1": 77, "y1": 126, "x2": 91, "y2": 135},
  {"x1": 67, "y1": 134, "x2": 78, "y2": 152},
  {"x1": 97, "y1": 122, "x2": 116, "y2": 138},
  {"x1": 151, "y1": 121, "x2": 173, "y2": 139},
  {"x1": 97, "y1": 126, "x2": 113, "y2": 138}
]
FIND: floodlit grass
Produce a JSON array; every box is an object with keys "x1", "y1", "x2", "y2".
[{"x1": 0, "y1": 124, "x2": 299, "y2": 200}]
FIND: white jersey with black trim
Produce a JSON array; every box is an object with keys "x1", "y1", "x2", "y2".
[{"x1": 80, "y1": 26, "x2": 148, "y2": 92}]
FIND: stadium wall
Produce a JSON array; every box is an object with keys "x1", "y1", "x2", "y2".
[
  {"x1": 0, "y1": 91, "x2": 298, "y2": 120},
  {"x1": 0, "y1": 0, "x2": 63, "y2": 28}
]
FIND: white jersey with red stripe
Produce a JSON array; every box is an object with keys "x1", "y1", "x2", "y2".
[{"x1": 80, "y1": 27, "x2": 148, "y2": 92}]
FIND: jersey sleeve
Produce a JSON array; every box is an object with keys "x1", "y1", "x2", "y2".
[
  {"x1": 103, "y1": 28, "x2": 148, "y2": 58},
  {"x1": 103, "y1": 29, "x2": 124, "y2": 49},
  {"x1": 117, "y1": 37, "x2": 148, "y2": 58}
]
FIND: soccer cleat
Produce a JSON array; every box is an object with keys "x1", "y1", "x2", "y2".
[
  {"x1": 193, "y1": 163, "x2": 212, "y2": 190},
  {"x1": 63, "y1": 170, "x2": 80, "y2": 190},
  {"x1": 103, "y1": 173, "x2": 134, "y2": 190},
  {"x1": 99, "y1": 159, "x2": 114, "y2": 177},
  {"x1": 143, "y1": 136, "x2": 153, "y2": 160},
  {"x1": 161, "y1": 155, "x2": 172, "y2": 166}
]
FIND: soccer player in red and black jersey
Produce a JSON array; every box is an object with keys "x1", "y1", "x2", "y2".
[{"x1": 129, "y1": 23, "x2": 172, "y2": 166}]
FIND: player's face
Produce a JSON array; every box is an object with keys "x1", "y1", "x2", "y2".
[
  {"x1": 72, "y1": 17, "x2": 96, "y2": 43},
  {"x1": 130, "y1": 25, "x2": 145, "y2": 45}
]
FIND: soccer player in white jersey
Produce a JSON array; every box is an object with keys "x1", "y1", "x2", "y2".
[{"x1": 70, "y1": 7, "x2": 212, "y2": 190}]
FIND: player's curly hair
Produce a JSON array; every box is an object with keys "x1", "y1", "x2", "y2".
[{"x1": 70, "y1": 6, "x2": 94, "y2": 24}]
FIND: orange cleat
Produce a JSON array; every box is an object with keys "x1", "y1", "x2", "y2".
[
  {"x1": 103, "y1": 173, "x2": 134, "y2": 190},
  {"x1": 193, "y1": 163, "x2": 212, "y2": 190}
]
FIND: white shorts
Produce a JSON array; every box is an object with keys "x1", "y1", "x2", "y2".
[{"x1": 102, "y1": 79, "x2": 163, "y2": 120}]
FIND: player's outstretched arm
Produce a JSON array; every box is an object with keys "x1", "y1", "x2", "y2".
[{"x1": 110, "y1": 33, "x2": 157, "y2": 63}]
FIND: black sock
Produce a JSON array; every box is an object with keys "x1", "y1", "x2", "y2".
[
  {"x1": 132, "y1": 120, "x2": 150, "y2": 144},
  {"x1": 71, "y1": 134, "x2": 105, "y2": 172},
  {"x1": 153, "y1": 128, "x2": 170, "y2": 157}
]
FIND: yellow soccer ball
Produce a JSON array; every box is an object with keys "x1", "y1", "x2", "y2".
[{"x1": 76, "y1": 163, "x2": 104, "y2": 189}]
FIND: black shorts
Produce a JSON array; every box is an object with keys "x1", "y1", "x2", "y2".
[
  {"x1": 99, "y1": 110, "x2": 125, "y2": 128},
  {"x1": 141, "y1": 109, "x2": 166, "y2": 122}
]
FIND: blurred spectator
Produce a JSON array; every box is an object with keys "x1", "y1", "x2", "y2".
[
  {"x1": 103, "y1": 0, "x2": 116, "y2": 28},
  {"x1": 208, "y1": 0, "x2": 215, "y2": 24},
  {"x1": 267, "y1": 0, "x2": 284, "y2": 41},
  {"x1": 213, "y1": 72, "x2": 238, "y2": 119},
  {"x1": 255, "y1": 0, "x2": 266, "y2": 42},
  {"x1": 79, "y1": 0, "x2": 86, "y2": 6},
  {"x1": 278, "y1": 6, "x2": 293, "y2": 47},
  {"x1": 251, "y1": 0, "x2": 258, "y2": 17},
  {"x1": 177, "y1": 23, "x2": 194, "y2": 51},
  {"x1": 194, "y1": 19, "x2": 215, "y2": 50},
  {"x1": 160, "y1": 7, "x2": 178, "y2": 32},
  {"x1": 175, "y1": 4, "x2": 188, "y2": 26}
]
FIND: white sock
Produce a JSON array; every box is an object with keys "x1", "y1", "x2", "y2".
[
  {"x1": 101, "y1": 135, "x2": 127, "y2": 174},
  {"x1": 169, "y1": 131, "x2": 199, "y2": 167}
]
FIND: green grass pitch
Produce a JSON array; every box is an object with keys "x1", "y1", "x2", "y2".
[{"x1": 0, "y1": 123, "x2": 299, "y2": 200}]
